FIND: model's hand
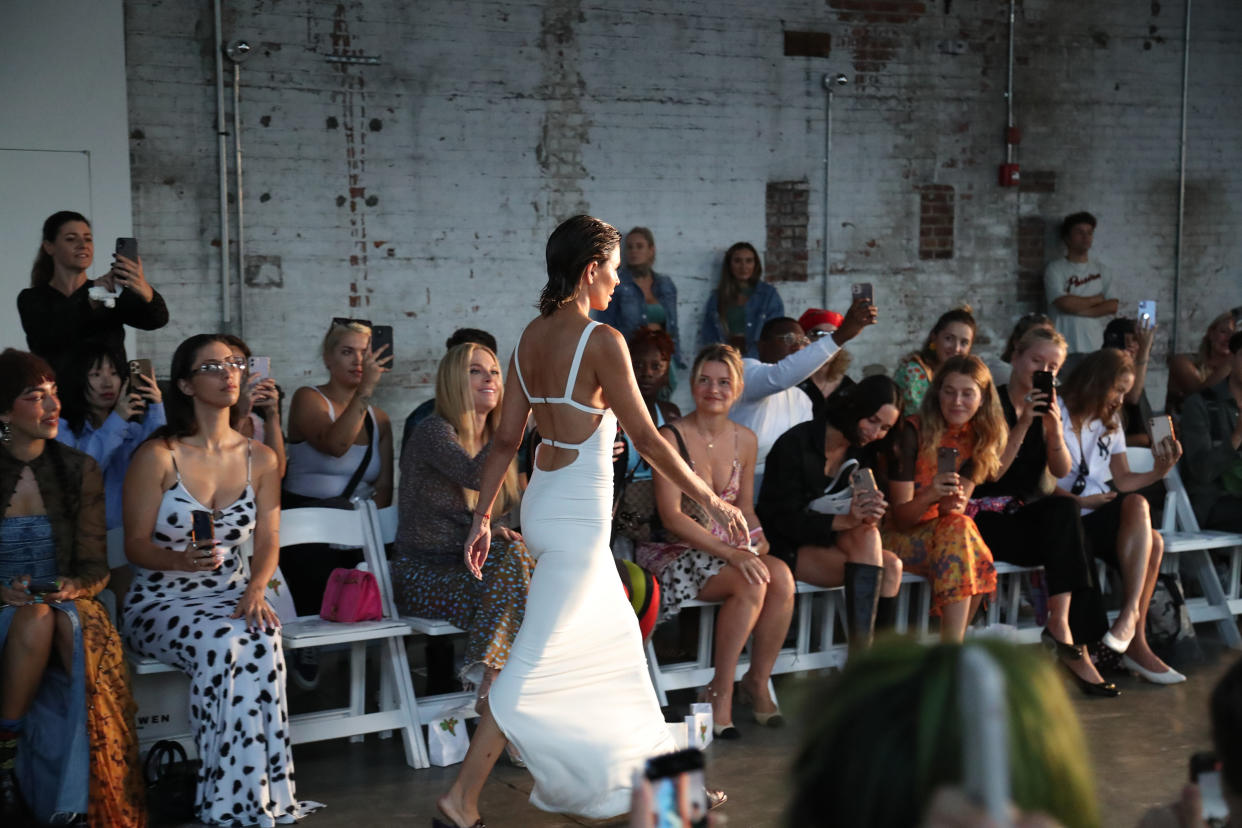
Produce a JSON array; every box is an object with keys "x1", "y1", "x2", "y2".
[
  {"x1": 361, "y1": 344, "x2": 392, "y2": 396},
  {"x1": 1153, "y1": 437, "x2": 1183, "y2": 472},
  {"x1": 252, "y1": 377, "x2": 280, "y2": 416},
  {"x1": 494, "y1": 525, "x2": 523, "y2": 544},
  {"x1": 833, "y1": 296, "x2": 878, "y2": 344},
  {"x1": 1041, "y1": 389, "x2": 1063, "y2": 433},
  {"x1": 464, "y1": 516, "x2": 491, "y2": 580},
  {"x1": 707, "y1": 498, "x2": 748, "y2": 547},
  {"x1": 851, "y1": 489, "x2": 887, "y2": 525},
  {"x1": 932, "y1": 471, "x2": 961, "y2": 497},
  {"x1": 111, "y1": 254, "x2": 154, "y2": 302},
  {"x1": 232, "y1": 585, "x2": 280, "y2": 632},
  {"x1": 42, "y1": 577, "x2": 87, "y2": 603}
]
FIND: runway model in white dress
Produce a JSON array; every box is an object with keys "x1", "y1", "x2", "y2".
[{"x1": 435, "y1": 216, "x2": 746, "y2": 828}]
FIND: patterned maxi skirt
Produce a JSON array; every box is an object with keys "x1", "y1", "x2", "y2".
[{"x1": 883, "y1": 513, "x2": 996, "y2": 615}]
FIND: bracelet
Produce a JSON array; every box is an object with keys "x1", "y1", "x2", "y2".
[
  {"x1": 355, "y1": 394, "x2": 373, "y2": 408},
  {"x1": 475, "y1": 511, "x2": 491, "y2": 521},
  {"x1": 748, "y1": 527, "x2": 764, "y2": 540}
]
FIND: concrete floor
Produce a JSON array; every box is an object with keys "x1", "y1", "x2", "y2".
[{"x1": 163, "y1": 635, "x2": 1239, "y2": 828}]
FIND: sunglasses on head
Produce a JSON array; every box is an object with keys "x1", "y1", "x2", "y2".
[{"x1": 332, "y1": 317, "x2": 373, "y2": 330}]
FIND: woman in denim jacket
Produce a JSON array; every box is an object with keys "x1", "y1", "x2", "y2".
[
  {"x1": 593, "y1": 227, "x2": 684, "y2": 369},
  {"x1": 699, "y1": 242, "x2": 784, "y2": 358}
]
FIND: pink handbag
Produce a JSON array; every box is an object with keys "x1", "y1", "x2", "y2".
[{"x1": 319, "y1": 568, "x2": 383, "y2": 622}]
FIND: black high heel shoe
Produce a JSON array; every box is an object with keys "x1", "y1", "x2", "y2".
[
  {"x1": 1042, "y1": 627, "x2": 1120, "y2": 697},
  {"x1": 432, "y1": 816, "x2": 484, "y2": 828}
]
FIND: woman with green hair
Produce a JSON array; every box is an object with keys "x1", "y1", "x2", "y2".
[{"x1": 787, "y1": 639, "x2": 1100, "y2": 828}]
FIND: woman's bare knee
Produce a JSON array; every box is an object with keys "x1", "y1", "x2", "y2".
[
  {"x1": 840, "y1": 525, "x2": 882, "y2": 565},
  {"x1": 1121, "y1": 493, "x2": 1151, "y2": 526},
  {"x1": 12, "y1": 604, "x2": 55, "y2": 648}
]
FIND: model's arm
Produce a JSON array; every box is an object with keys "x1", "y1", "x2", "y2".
[
  {"x1": 1042, "y1": 394, "x2": 1073, "y2": 478},
  {"x1": 123, "y1": 441, "x2": 202, "y2": 571},
  {"x1": 1110, "y1": 440, "x2": 1182, "y2": 493}
]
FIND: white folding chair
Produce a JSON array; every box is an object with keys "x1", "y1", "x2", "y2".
[
  {"x1": 280, "y1": 505, "x2": 429, "y2": 767},
  {"x1": 1128, "y1": 447, "x2": 1242, "y2": 647}
]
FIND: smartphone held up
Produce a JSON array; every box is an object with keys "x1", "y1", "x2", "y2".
[{"x1": 645, "y1": 749, "x2": 709, "y2": 828}]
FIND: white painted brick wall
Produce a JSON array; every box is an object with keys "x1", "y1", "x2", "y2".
[{"x1": 123, "y1": 0, "x2": 1241, "y2": 438}]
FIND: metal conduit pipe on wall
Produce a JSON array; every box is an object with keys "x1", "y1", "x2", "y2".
[
  {"x1": 213, "y1": 0, "x2": 230, "y2": 328},
  {"x1": 1172, "y1": 0, "x2": 1192, "y2": 353},
  {"x1": 822, "y1": 73, "x2": 848, "y2": 309}
]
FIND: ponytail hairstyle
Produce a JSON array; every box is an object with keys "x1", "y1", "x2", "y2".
[
  {"x1": 540, "y1": 215, "x2": 621, "y2": 316},
  {"x1": 151, "y1": 334, "x2": 233, "y2": 441},
  {"x1": 715, "y1": 242, "x2": 762, "y2": 332},
  {"x1": 31, "y1": 211, "x2": 90, "y2": 287},
  {"x1": 912, "y1": 305, "x2": 976, "y2": 370},
  {"x1": 433, "y1": 343, "x2": 520, "y2": 516},
  {"x1": 916, "y1": 355, "x2": 1008, "y2": 483},
  {"x1": 1059, "y1": 349, "x2": 1135, "y2": 431},
  {"x1": 824, "y1": 374, "x2": 901, "y2": 446}
]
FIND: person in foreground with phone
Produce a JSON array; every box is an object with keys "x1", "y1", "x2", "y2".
[
  {"x1": 120, "y1": 334, "x2": 321, "y2": 826},
  {"x1": 755, "y1": 376, "x2": 904, "y2": 654},
  {"x1": 389, "y1": 342, "x2": 533, "y2": 719},
  {"x1": 971, "y1": 326, "x2": 1117, "y2": 696},
  {"x1": 17, "y1": 211, "x2": 169, "y2": 374},
  {"x1": 1055, "y1": 349, "x2": 1185, "y2": 684},
  {"x1": 434, "y1": 216, "x2": 744, "y2": 828},
  {"x1": 636, "y1": 344, "x2": 794, "y2": 737},
  {"x1": 883, "y1": 356, "x2": 1003, "y2": 642},
  {"x1": 1178, "y1": 329, "x2": 1242, "y2": 533},
  {"x1": 785, "y1": 639, "x2": 1100, "y2": 828},
  {"x1": 55, "y1": 343, "x2": 166, "y2": 531},
  {"x1": 0, "y1": 349, "x2": 144, "y2": 826},
  {"x1": 892, "y1": 305, "x2": 978, "y2": 416}
]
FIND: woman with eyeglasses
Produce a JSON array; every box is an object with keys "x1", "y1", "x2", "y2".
[
  {"x1": 882, "y1": 356, "x2": 1001, "y2": 642},
  {"x1": 970, "y1": 326, "x2": 1116, "y2": 696},
  {"x1": 121, "y1": 334, "x2": 321, "y2": 826},
  {"x1": 1055, "y1": 349, "x2": 1185, "y2": 684},
  {"x1": 892, "y1": 305, "x2": 976, "y2": 416},
  {"x1": 282, "y1": 319, "x2": 393, "y2": 616},
  {"x1": 0, "y1": 349, "x2": 144, "y2": 826}
]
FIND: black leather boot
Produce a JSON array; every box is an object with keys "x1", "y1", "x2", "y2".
[
  {"x1": 844, "y1": 562, "x2": 883, "y2": 655},
  {"x1": 0, "y1": 767, "x2": 30, "y2": 825}
]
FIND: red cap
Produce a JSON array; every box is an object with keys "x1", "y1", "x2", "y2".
[{"x1": 799, "y1": 308, "x2": 844, "y2": 332}]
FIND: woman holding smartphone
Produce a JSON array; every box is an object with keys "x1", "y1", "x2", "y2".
[
  {"x1": 970, "y1": 326, "x2": 1114, "y2": 696},
  {"x1": 283, "y1": 319, "x2": 393, "y2": 615},
  {"x1": 0, "y1": 349, "x2": 143, "y2": 826},
  {"x1": 17, "y1": 211, "x2": 169, "y2": 373},
  {"x1": 1055, "y1": 349, "x2": 1185, "y2": 683},
  {"x1": 121, "y1": 334, "x2": 320, "y2": 826},
  {"x1": 56, "y1": 344, "x2": 165, "y2": 530},
  {"x1": 434, "y1": 216, "x2": 745, "y2": 828},
  {"x1": 637, "y1": 344, "x2": 794, "y2": 736},
  {"x1": 755, "y1": 376, "x2": 904, "y2": 653},
  {"x1": 221, "y1": 335, "x2": 286, "y2": 477},
  {"x1": 882, "y1": 356, "x2": 1002, "y2": 642}
]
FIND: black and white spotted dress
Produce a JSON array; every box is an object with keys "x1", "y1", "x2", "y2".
[{"x1": 120, "y1": 441, "x2": 322, "y2": 826}]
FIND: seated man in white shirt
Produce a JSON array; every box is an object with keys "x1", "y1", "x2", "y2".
[{"x1": 731, "y1": 299, "x2": 875, "y2": 494}]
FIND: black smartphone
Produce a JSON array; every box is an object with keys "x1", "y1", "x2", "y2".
[
  {"x1": 645, "y1": 748, "x2": 708, "y2": 828},
  {"x1": 850, "y1": 467, "x2": 878, "y2": 494},
  {"x1": 370, "y1": 325, "x2": 394, "y2": 367},
  {"x1": 1190, "y1": 751, "x2": 1230, "y2": 825},
  {"x1": 115, "y1": 236, "x2": 139, "y2": 262},
  {"x1": 191, "y1": 509, "x2": 214, "y2": 549},
  {"x1": 1031, "y1": 370, "x2": 1054, "y2": 414},
  {"x1": 851, "y1": 282, "x2": 874, "y2": 305},
  {"x1": 937, "y1": 446, "x2": 959, "y2": 476},
  {"x1": 26, "y1": 578, "x2": 61, "y2": 595}
]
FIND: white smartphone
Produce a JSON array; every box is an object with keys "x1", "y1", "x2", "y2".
[
  {"x1": 1137, "y1": 300, "x2": 1157, "y2": 331},
  {"x1": 1149, "y1": 415, "x2": 1175, "y2": 456},
  {"x1": 958, "y1": 647, "x2": 1011, "y2": 827},
  {"x1": 248, "y1": 356, "x2": 271, "y2": 382},
  {"x1": 1191, "y1": 752, "x2": 1230, "y2": 825}
]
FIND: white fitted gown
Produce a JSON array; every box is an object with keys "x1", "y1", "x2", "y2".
[{"x1": 489, "y1": 322, "x2": 676, "y2": 818}]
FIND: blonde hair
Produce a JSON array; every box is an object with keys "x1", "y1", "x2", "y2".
[
  {"x1": 321, "y1": 320, "x2": 372, "y2": 363},
  {"x1": 917, "y1": 355, "x2": 1008, "y2": 483},
  {"x1": 1061, "y1": 349, "x2": 1135, "y2": 431},
  {"x1": 1196, "y1": 311, "x2": 1235, "y2": 378},
  {"x1": 1013, "y1": 325, "x2": 1067, "y2": 360},
  {"x1": 433, "y1": 343, "x2": 520, "y2": 515},
  {"x1": 691, "y1": 344, "x2": 745, "y2": 401}
]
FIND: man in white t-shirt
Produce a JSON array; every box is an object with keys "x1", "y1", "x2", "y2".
[
  {"x1": 730, "y1": 299, "x2": 875, "y2": 494},
  {"x1": 1043, "y1": 211, "x2": 1119, "y2": 359}
]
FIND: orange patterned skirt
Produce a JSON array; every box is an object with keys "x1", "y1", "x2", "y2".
[
  {"x1": 77, "y1": 598, "x2": 146, "y2": 827},
  {"x1": 883, "y1": 513, "x2": 996, "y2": 615}
]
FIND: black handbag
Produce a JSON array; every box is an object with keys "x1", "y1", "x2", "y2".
[{"x1": 143, "y1": 739, "x2": 199, "y2": 822}]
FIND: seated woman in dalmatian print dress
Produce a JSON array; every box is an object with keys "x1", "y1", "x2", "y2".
[{"x1": 121, "y1": 334, "x2": 321, "y2": 827}]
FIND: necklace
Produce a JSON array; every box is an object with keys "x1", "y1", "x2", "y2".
[{"x1": 695, "y1": 420, "x2": 728, "y2": 451}]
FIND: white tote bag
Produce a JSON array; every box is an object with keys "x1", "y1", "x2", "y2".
[{"x1": 428, "y1": 711, "x2": 471, "y2": 766}]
